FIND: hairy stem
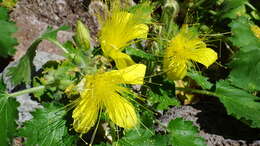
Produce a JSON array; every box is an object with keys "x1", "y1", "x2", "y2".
[
  {"x1": 175, "y1": 87, "x2": 218, "y2": 97},
  {"x1": 8, "y1": 86, "x2": 45, "y2": 97}
]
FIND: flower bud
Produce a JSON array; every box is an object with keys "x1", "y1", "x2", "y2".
[{"x1": 75, "y1": 20, "x2": 91, "y2": 51}]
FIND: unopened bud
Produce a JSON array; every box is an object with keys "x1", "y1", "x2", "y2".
[{"x1": 75, "y1": 20, "x2": 91, "y2": 51}]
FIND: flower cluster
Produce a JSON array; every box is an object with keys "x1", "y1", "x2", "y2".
[{"x1": 69, "y1": 1, "x2": 218, "y2": 135}]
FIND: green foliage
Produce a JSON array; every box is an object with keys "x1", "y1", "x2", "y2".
[
  {"x1": 167, "y1": 118, "x2": 206, "y2": 146},
  {"x1": 227, "y1": 17, "x2": 260, "y2": 91},
  {"x1": 228, "y1": 17, "x2": 260, "y2": 52},
  {"x1": 19, "y1": 103, "x2": 76, "y2": 146},
  {"x1": 0, "y1": 78, "x2": 19, "y2": 146},
  {"x1": 140, "y1": 111, "x2": 155, "y2": 127},
  {"x1": 6, "y1": 26, "x2": 69, "y2": 86},
  {"x1": 0, "y1": 6, "x2": 8, "y2": 20},
  {"x1": 116, "y1": 129, "x2": 168, "y2": 146},
  {"x1": 187, "y1": 70, "x2": 213, "y2": 90},
  {"x1": 221, "y1": 0, "x2": 248, "y2": 19},
  {"x1": 114, "y1": 118, "x2": 205, "y2": 146},
  {"x1": 64, "y1": 40, "x2": 96, "y2": 73},
  {"x1": 0, "y1": 6, "x2": 17, "y2": 58},
  {"x1": 125, "y1": 47, "x2": 156, "y2": 60},
  {"x1": 148, "y1": 89, "x2": 180, "y2": 110},
  {"x1": 229, "y1": 50, "x2": 260, "y2": 91},
  {"x1": 128, "y1": 1, "x2": 154, "y2": 24},
  {"x1": 216, "y1": 81, "x2": 260, "y2": 128},
  {"x1": 33, "y1": 60, "x2": 78, "y2": 100}
]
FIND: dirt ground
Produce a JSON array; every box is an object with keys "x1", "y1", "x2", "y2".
[{"x1": 9, "y1": 0, "x2": 260, "y2": 146}]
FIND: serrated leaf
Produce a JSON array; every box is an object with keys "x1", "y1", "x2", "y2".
[
  {"x1": 0, "y1": 19, "x2": 17, "y2": 58},
  {"x1": 117, "y1": 129, "x2": 167, "y2": 146},
  {"x1": 0, "y1": 78, "x2": 19, "y2": 146},
  {"x1": 229, "y1": 17, "x2": 260, "y2": 52},
  {"x1": 229, "y1": 50, "x2": 260, "y2": 91},
  {"x1": 19, "y1": 103, "x2": 76, "y2": 146},
  {"x1": 216, "y1": 80, "x2": 260, "y2": 128},
  {"x1": 187, "y1": 70, "x2": 213, "y2": 90},
  {"x1": 221, "y1": 0, "x2": 248, "y2": 19},
  {"x1": 148, "y1": 89, "x2": 180, "y2": 110},
  {"x1": 167, "y1": 118, "x2": 206, "y2": 146},
  {"x1": 125, "y1": 47, "x2": 155, "y2": 60},
  {"x1": 6, "y1": 26, "x2": 69, "y2": 86},
  {"x1": 0, "y1": 6, "x2": 8, "y2": 20},
  {"x1": 140, "y1": 111, "x2": 155, "y2": 127}
]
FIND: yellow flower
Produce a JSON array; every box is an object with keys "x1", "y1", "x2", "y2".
[
  {"x1": 72, "y1": 64, "x2": 146, "y2": 134},
  {"x1": 99, "y1": 2, "x2": 151, "y2": 69},
  {"x1": 163, "y1": 25, "x2": 217, "y2": 80}
]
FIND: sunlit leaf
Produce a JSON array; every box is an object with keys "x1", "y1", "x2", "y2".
[
  {"x1": 19, "y1": 103, "x2": 76, "y2": 146},
  {"x1": 0, "y1": 77, "x2": 19, "y2": 146},
  {"x1": 187, "y1": 70, "x2": 213, "y2": 90},
  {"x1": 167, "y1": 118, "x2": 206, "y2": 146},
  {"x1": 216, "y1": 80, "x2": 260, "y2": 128},
  {"x1": 148, "y1": 89, "x2": 180, "y2": 110},
  {"x1": 6, "y1": 26, "x2": 69, "y2": 86},
  {"x1": 0, "y1": 6, "x2": 17, "y2": 58}
]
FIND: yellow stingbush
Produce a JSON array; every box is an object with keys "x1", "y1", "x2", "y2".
[
  {"x1": 71, "y1": 64, "x2": 146, "y2": 134},
  {"x1": 163, "y1": 25, "x2": 217, "y2": 80},
  {"x1": 99, "y1": 1, "x2": 152, "y2": 69}
]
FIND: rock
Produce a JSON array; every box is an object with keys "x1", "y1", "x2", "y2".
[{"x1": 157, "y1": 97, "x2": 260, "y2": 146}]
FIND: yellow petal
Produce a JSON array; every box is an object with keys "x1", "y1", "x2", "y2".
[
  {"x1": 105, "y1": 64, "x2": 146, "y2": 84},
  {"x1": 100, "y1": 10, "x2": 149, "y2": 57},
  {"x1": 103, "y1": 93, "x2": 138, "y2": 129},
  {"x1": 163, "y1": 54, "x2": 187, "y2": 80},
  {"x1": 188, "y1": 47, "x2": 218, "y2": 68},
  {"x1": 109, "y1": 51, "x2": 136, "y2": 69},
  {"x1": 163, "y1": 25, "x2": 218, "y2": 80},
  {"x1": 72, "y1": 95, "x2": 99, "y2": 134}
]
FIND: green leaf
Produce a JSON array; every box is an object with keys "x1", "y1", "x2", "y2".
[
  {"x1": 216, "y1": 80, "x2": 260, "y2": 128},
  {"x1": 229, "y1": 50, "x2": 260, "y2": 91},
  {"x1": 128, "y1": 2, "x2": 154, "y2": 24},
  {"x1": 221, "y1": 0, "x2": 248, "y2": 19},
  {"x1": 227, "y1": 17, "x2": 260, "y2": 91},
  {"x1": 125, "y1": 47, "x2": 156, "y2": 60},
  {"x1": 6, "y1": 26, "x2": 69, "y2": 86},
  {"x1": 167, "y1": 118, "x2": 206, "y2": 146},
  {"x1": 117, "y1": 129, "x2": 168, "y2": 146},
  {"x1": 0, "y1": 19, "x2": 17, "y2": 58},
  {"x1": 33, "y1": 60, "x2": 78, "y2": 100},
  {"x1": 148, "y1": 89, "x2": 180, "y2": 110},
  {"x1": 0, "y1": 78, "x2": 19, "y2": 146},
  {"x1": 19, "y1": 103, "x2": 76, "y2": 146},
  {"x1": 94, "y1": 142, "x2": 112, "y2": 146},
  {"x1": 229, "y1": 17, "x2": 260, "y2": 52},
  {"x1": 0, "y1": 6, "x2": 8, "y2": 20},
  {"x1": 187, "y1": 70, "x2": 213, "y2": 90},
  {"x1": 140, "y1": 111, "x2": 155, "y2": 127}
]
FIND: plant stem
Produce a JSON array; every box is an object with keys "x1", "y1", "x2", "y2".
[
  {"x1": 8, "y1": 86, "x2": 45, "y2": 97},
  {"x1": 175, "y1": 87, "x2": 218, "y2": 97},
  {"x1": 47, "y1": 38, "x2": 69, "y2": 54}
]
